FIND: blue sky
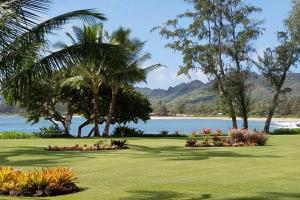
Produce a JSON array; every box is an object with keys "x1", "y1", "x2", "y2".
[{"x1": 48, "y1": 0, "x2": 293, "y2": 89}]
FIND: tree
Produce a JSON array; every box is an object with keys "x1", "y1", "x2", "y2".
[
  {"x1": 222, "y1": 0, "x2": 262, "y2": 129},
  {"x1": 102, "y1": 27, "x2": 161, "y2": 136},
  {"x1": 3, "y1": 71, "x2": 78, "y2": 135},
  {"x1": 153, "y1": 0, "x2": 262, "y2": 129},
  {"x1": 57, "y1": 24, "x2": 127, "y2": 137},
  {"x1": 65, "y1": 84, "x2": 152, "y2": 137},
  {"x1": 175, "y1": 102, "x2": 186, "y2": 114},
  {"x1": 0, "y1": 0, "x2": 106, "y2": 92},
  {"x1": 254, "y1": 0, "x2": 300, "y2": 132}
]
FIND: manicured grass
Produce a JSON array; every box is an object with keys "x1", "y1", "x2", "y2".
[{"x1": 1, "y1": 136, "x2": 300, "y2": 199}]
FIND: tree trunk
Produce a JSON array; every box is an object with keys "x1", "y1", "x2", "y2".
[
  {"x1": 103, "y1": 86, "x2": 118, "y2": 137},
  {"x1": 64, "y1": 113, "x2": 73, "y2": 135},
  {"x1": 264, "y1": 92, "x2": 280, "y2": 133},
  {"x1": 88, "y1": 127, "x2": 95, "y2": 137},
  {"x1": 243, "y1": 116, "x2": 248, "y2": 129},
  {"x1": 77, "y1": 119, "x2": 92, "y2": 138},
  {"x1": 228, "y1": 97, "x2": 238, "y2": 129},
  {"x1": 93, "y1": 90, "x2": 101, "y2": 137}
]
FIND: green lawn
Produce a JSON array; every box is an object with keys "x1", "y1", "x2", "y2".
[{"x1": 1, "y1": 136, "x2": 300, "y2": 200}]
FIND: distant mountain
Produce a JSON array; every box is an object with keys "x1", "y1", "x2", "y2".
[{"x1": 136, "y1": 73, "x2": 300, "y2": 108}]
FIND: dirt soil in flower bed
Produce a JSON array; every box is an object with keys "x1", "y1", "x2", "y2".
[{"x1": 46, "y1": 140, "x2": 129, "y2": 151}]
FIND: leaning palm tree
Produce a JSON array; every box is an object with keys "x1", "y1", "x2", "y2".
[
  {"x1": 56, "y1": 24, "x2": 127, "y2": 137},
  {"x1": 102, "y1": 27, "x2": 162, "y2": 137},
  {"x1": 0, "y1": 0, "x2": 106, "y2": 93}
]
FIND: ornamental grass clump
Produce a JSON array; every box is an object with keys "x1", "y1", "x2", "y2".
[
  {"x1": 0, "y1": 167, "x2": 79, "y2": 197},
  {"x1": 228, "y1": 129, "x2": 269, "y2": 147}
]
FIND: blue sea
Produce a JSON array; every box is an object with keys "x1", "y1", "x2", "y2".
[{"x1": 0, "y1": 115, "x2": 284, "y2": 136}]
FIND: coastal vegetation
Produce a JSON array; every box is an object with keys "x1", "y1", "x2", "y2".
[{"x1": 0, "y1": 0, "x2": 300, "y2": 199}]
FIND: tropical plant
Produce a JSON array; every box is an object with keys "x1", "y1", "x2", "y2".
[
  {"x1": 185, "y1": 138, "x2": 199, "y2": 147},
  {"x1": 0, "y1": 0, "x2": 106, "y2": 92},
  {"x1": 56, "y1": 24, "x2": 127, "y2": 137},
  {"x1": 112, "y1": 126, "x2": 144, "y2": 137},
  {"x1": 102, "y1": 27, "x2": 162, "y2": 136},
  {"x1": 110, "y1": 139, "x2": 128, "y2": 148},
  {"x1": 0, "y1": 166, "x2": 78, "y2": 197}
]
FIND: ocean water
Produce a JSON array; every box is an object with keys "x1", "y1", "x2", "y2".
[{"x1": 0, "y1": 115, "x2": 284, "y2": 136}]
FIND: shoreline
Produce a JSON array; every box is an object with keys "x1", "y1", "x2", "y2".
[
  {"x1": 0, "y1": 114, "x2": 299, "y2": 122},
  {"x1": 150, "y1": 116, "x2": 300, "y2": 122}
]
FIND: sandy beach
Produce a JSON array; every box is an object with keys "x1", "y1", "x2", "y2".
[{"x1": 150, "y1": 116, "x2": 300, "y2": 122}]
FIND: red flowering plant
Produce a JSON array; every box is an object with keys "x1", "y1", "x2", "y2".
[{"x1": 203, "y1": 128, "x2": 212, "y2": 135}]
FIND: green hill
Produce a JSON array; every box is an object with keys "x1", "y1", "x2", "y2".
[{"x1": 136, "y1": 73, "x2": 300, "y2": 116}]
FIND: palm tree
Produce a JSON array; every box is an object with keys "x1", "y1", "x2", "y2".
[
  {"x1": 0, "y1": 0, "x2": 106, "y2": 92},
  {"x1": 57, "y1": 24, "x2": 127, "y2": 137},
  {"x1": 102, "y1": 27, "x2": 162, "y2": 137}
]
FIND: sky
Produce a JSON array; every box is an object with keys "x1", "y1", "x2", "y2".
[{"x1": 48, "y1": 0, "x2": 293, "y2": 89}]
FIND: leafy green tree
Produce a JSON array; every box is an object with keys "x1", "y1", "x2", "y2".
[
  {"x1": 175, "y1": 102, "x2": 186, "y2": 114},
  {"x1": 255, "y1": 1, "x2": 300, "y2": 132},
  {"x1": 153, "y1": 0, "x2": 262, "y2": 129},
  {"x1": 3, "y1": 72, "x2": 79, "y2": 134},
  {"x1": 66, "y1": 84, "x2": 152, "y2": 137}
]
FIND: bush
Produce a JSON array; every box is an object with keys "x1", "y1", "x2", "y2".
[
  {"x1": 112, "y1": 126, "x2": 144, "y2": 137},
  {"x1": 34, "y1": 126, "x2": 73, "y2": 138},
  {"x1": 271, "y1": 128, "x2": 300, "y2": 135},
  {"x1": 0, "y1": 166, "x2": 79, "y2": 197},
  {"x1": 228, "y1": 129, "x2": 268, "y2": 146},
  {"x1": 185, "y1": 138, "x2": 199, "y2": 147},
  {"x1": 0, "y1": 131, "x2": 36, "y2": 139},
  {"x1": 186, "y1": 129, "x2": 269, "y2": 148},
  {"x1": 110, "y1": 139, "x2": 128, "y2": 148},
  {"x1": 159, "y1": 130, "x2": 169, "y2": 136}
]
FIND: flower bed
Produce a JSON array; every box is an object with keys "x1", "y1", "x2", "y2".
[
  {"x1": 46, "y1": 139, "x2": 128, "y2": 151},
  {"x1": 186, "y1": 129, "x2": 269, "y2": 147},
  {"x1": 0, "y1": 167, "x2": 79, "y2": 197}
]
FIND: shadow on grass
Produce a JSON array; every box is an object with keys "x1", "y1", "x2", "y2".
[
  {"x1": 120, "y1": 190, "x2": 212, "y2": 200},
  {"x1": 120, "y1": 191, "x2": 300, "y2": 200},
  {"x1": 0, "y1": 143, "x2": 281, "y2": 166},
  {"x1": 224, "y1": 192, "x2": 300, "y2": 200},
  {"x1": 128, "y1": 144, "x2": 281, "y2": 161},
  {"x1": 0, "y1": 146, "x2": 98, "y2": 167}
]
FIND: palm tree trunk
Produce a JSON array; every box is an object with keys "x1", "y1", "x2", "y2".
[
  {"x1": 93, "y1": 90, "x2": 101, "y2": 137},
  {"x1": 103, "y1": 86, "x2": 118, "y2": 137},
  {"x1": 264, "y1": 92, "x2": 280, "y2": 133}
]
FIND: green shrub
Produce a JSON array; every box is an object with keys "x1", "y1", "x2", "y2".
[
  {"x1": 112, "y1": 126, "x2": 144, "y2": 137},
  {"x1": 159, "y1": 130, "x2": 169, "y2": 136},
  {"x1": 0, "y1": 131, "x2": 36, "y2": 139},
  {"x1": 271, "y1": 128, "x2": 300, "y2": 135},
  {"x1": 34, "y1": 126, "x2": 73, "y2": 138},
  {"x1": 110, "y1": 139, "x2": 128, "y2": 148}
]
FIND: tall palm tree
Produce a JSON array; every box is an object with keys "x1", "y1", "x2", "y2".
[
  {"x1": 102, "y1": 27, "x2": 162, "y2": 137},
  {"x1": 0, "y1": 0, "x2": 106, "y2": 92},
  {"x1": 57, "y1": 24, "x2": 127, "y2": 137}
]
